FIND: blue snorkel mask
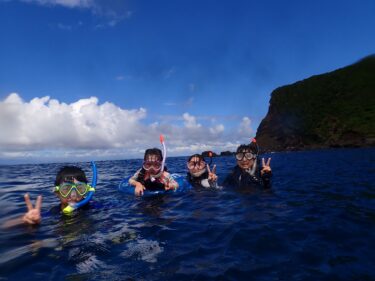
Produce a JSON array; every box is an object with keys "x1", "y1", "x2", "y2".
[{"x1": 58, "y1": 161, "x2": 97, "y2": 214}]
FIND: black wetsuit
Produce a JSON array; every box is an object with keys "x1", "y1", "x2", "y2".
[
  {"x1": 142, "y1": 178, "x2": 166, "y2": 191},
  {"x1": 136, "y1": 168, "x2": 168, "y2": 191},
  {"x1": 187, "y1": 171, "x2": 210, "y2": 188},
  {"x1": 223, "y1": 163, "x2": 272, "y2": 189}
]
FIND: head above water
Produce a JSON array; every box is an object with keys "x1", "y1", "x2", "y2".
[
  {"x1": 143, "y1": 148, "x2": 164, "y2": 175},
  {"x1": 187, "y1": 154, "x2": 207, "y2": 177},
  {"x1": 54, "y1": 166, "x2": 89, "y2": 207},
  {"x1": 235, "y1": 141, "x2": 259, "y2": 170}
]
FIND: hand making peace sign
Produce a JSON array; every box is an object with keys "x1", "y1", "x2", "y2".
[
  {"x1": 22, "y1": 193, "x2": 42, "y2": 225},
  {"x1": 207, "y1": 164, "x2": 218, "y2": 182},
  {"x1": 261, "y1": 158, "x2": 272, "y2": 176}
]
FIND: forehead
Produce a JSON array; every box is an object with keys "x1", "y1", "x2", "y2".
[
  {"x1": 237, "y1": 149, "x2": 251, "y2": 153},
  {"x1": 145, "y1": 154, "x2": 160, "y2": 160},
  {"x1": 189, "y1": 156, "x2": 202, "y2": 162},
  {"x1": 62, "y1": 176, "x2": 75, "y2": 182}
]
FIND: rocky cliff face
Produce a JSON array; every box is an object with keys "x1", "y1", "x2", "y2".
[{"x1": 256, "y1": 55, "x2": 375, "y2": 151}]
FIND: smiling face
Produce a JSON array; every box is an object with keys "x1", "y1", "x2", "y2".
[
  {"x1": 236, "y1": 149, "x2": 256, "y2": 170},
  {"x1": 187, "y1": 156, "x2": 206, "y2": 174}
]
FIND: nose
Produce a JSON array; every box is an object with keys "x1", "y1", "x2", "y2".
[{"x1": 70, "y1": 189, "x2": 78, "y2": 199}]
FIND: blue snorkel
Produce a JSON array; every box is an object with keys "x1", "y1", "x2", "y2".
[{"x1": 62, "y1": 161, "x2": 97, "y2": 214}]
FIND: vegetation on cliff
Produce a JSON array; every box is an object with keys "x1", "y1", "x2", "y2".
[{"x1": 256, "y1": 55, "x2": 375, "y2": 151}]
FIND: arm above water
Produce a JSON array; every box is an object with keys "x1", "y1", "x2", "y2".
[
  {"x1": 128, "y1": 169, "x2": 146, "y2": 196},
  {"x1": 260, "y1": 158, "x2": 272, "y2": 189},
  {"x1": 163, "y1": 172, "x2": 179, "y2": 191},
  {"x1": 2, "y1": 194, "x2": 42, "y2": 228}
]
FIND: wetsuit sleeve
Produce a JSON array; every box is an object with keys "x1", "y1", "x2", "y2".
[
  {"x1": 128, "y1": 169, "x2": 142, "y2": 185},
  {"x1": 164, "y1": 172, "x2": 179, "y2": 190}
]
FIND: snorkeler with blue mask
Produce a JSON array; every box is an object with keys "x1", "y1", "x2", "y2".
[{"x1": 55, "y1": 162, "x2": 97, "y2": 214}]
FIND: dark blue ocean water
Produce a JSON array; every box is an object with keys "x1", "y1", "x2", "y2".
[{"x1": 0, "y1": 148, "x2": 374, "y2": 281}]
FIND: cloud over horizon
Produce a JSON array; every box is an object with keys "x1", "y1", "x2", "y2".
[{"x1": 0, "y1": 93, "x2": 254, "y2": 163}]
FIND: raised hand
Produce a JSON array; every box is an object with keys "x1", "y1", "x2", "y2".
[
  {"x1": 207, "y1": 164, "x2": 218, "y2": 182},
  {"x1": 22, "y1": 193, "x2": 42, "y2": 225},
  {"x1": 261, "y1": 158, "x2": 272, "y2": 176}
]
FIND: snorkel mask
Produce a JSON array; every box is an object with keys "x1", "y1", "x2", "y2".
[
  {"x1": 187, "y1": 154, "x2": 207, "y2": 177},
  {"x1": 55, "y1": 161, "x2": 97, "y2": 214}
]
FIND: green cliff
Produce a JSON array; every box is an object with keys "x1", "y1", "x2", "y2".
[{"x1": 256, "y1": 55, "x2": 375, "y2": 151}]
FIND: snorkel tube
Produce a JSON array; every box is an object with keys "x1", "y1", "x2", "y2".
[
  {"x1": 62, "y1": 161, "x2": 97, "y2": 214},
  {"x1": 248, "y1": 138, "x2": 259, "y2": 176},
  {"x1": 160, "y1": 134, "x2": 167, "y2": 172}
]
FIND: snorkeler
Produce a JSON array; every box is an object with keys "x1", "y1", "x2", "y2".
[
  {"x1": 129, "y1": 147, "x2": 179, "y2": 196},
  {"x1": 4, "y1": 164, "x2": 96, "y2": 227},
  {"x1": 186, "y1": 154, "x2": 218, "y2": 188},
  {"x1": 223, "y1": 139, "x2": 272, "y2": 189}
]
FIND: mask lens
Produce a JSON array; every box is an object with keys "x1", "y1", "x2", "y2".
[
  {"x1": 235, "y1": 152, "x2": 244, "y2": 160},
  {"x1": 245, "y1": 152, "x2": 255, "y2": 159},
  {"x1": 76, "y1": 183, "x2": 89, "y2": 195},
  {"x1": 143, "y1": 161, "x2": 161, "y2": 171},
  {"x1": 59, "y1": 183, "x2": 73, "y2": 197},
  {"x1": 187, "y1": 161, "x2": 205, "y2": 169}
]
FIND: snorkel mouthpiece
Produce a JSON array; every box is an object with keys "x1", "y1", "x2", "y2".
[{"x1": 62, "y1": 161, "x2": 97, "y2": 214}]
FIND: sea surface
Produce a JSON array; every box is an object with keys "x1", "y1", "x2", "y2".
[{"x1": 0, "y1": 148, "x2": 374, "y2": 281}]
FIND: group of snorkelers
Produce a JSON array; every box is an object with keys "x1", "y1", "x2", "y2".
[
  {"x1": 130, "y1": 137, "x2": 271, "y2": 193},
  {"x1": 8, "y1": 137, "x2": 271, "y2": 226}
]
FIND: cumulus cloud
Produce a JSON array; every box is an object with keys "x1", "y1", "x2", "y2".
[
  {"x1": 182, "y1": 113, "x2": 201, "y2": 129},
  {"x1": 0, "y1": 93, "x2": 146, "y2": 150},
  {"x1": 238, "y1": 116, "x2": 252, "y2": 136},
  {"x1": 0, "y1": 93, "x2": 254, "y2": 162},
  {"x1": 209, "y1": 124, "x2": 224, "y2": 135}
]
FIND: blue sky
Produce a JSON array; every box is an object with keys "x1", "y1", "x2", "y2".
[{"x1": 0, "y1": 0, "x2": 374, "y2": 164}]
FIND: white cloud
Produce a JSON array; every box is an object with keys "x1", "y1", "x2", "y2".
[
  {"x1": 22, "y1": 0, "x2": 93, "y2": 8},
  {"x1": 209, "y1": 124, "x2": 224, "y2": 135},
  {"x1": 182, "y1": 113, "x2": 201, "y2": 129},
  {"x1": 238, "y1": 116, "x2": 252, "y2": 136},
  {"x1": 0, "y1": 93, "x2": 146, "y2": 150},
  {"x1": 21, "y1": 0, "x2": 133, "y2": 27},
  {"x1": 0, "y1": 93, "x2": 254, "y2": 163}
]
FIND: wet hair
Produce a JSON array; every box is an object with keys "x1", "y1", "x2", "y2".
[
  {"x1": 144, "y1": 148, "x2": 163, "y2": 161},
  {"x1": 188, "y1": 154, "x2": 204, "y2": 162},
  {"x1": 236, "y1": 142, "x2": 259, "y2": 155},
  {"x1": 54, "y1": 166, "x2": 88, "y2": 186}
]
